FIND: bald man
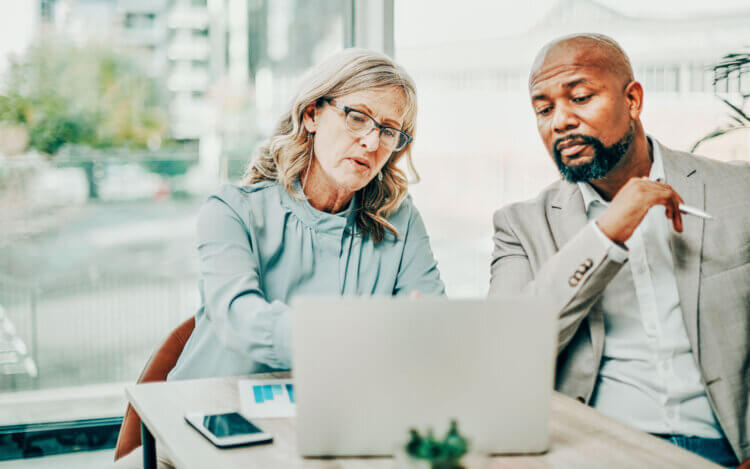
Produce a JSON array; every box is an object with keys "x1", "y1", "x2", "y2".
[{"x1": 490, "y1": 34, "x2": 750, "y2": 467}]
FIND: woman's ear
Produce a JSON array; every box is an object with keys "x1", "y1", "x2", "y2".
[{"x1": 302, "y1": 102, "x2": 318, "y2": 133}]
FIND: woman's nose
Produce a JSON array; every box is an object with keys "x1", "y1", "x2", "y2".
[{"x1": 360, "y1": 128, "x2": 381, "y2": 151}]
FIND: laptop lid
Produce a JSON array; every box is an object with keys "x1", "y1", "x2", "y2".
[{"x1": 291, "y1": 297, "x2": 556, "y2": 456}]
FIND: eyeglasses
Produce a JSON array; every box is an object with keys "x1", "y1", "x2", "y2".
[{"x1": 324, "y1": 98, "x2": 412, "y2": 152}]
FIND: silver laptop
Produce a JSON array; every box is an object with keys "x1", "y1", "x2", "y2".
[{"x1": 290, "y1": 297, "x2": 557, "y2": 457}]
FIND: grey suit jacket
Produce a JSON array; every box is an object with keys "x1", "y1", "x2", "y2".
[{"x1": 490, "y1": 143, "x2": 750, "y2": 461}]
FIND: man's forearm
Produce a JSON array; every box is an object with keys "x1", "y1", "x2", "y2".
[{"x1": 491, "y1": 222, "x2": 626, "y2": 351}]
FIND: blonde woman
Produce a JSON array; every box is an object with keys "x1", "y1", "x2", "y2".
[{"x1": 168, "y1": 49, "x2": 445, "y2": 380}]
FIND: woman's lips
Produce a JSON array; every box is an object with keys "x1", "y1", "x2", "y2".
[{"x1": 348, "y1": 158, "x2": 370, "y2": 172}]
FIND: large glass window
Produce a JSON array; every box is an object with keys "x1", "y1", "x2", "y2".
[
  {"x1": 0, "y1": 0, "x2": 350, "y2": 435},
  {"x1": 395, "y1": 0, "x2": 750, "y2": 298}
]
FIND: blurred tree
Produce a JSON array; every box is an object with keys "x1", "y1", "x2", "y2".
[
  {"x1": 0, "y1": 36, "x2": 168, "y2": 156},
  {"x1": 0, "y1": 92, "x2": 33, "y2": 125}
]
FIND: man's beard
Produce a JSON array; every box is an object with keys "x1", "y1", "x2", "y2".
[{"x1": 552, "y1": 125, "x2": 634, "y2": 183}]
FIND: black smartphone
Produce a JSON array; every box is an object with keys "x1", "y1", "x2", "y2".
[{"x1": 185, "y1": 411, "x2": 273, "y2": 448}]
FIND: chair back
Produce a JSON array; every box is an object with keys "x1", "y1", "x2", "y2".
[{"x1": 113, "y1": 316, "x2": 195, "y2": 460}]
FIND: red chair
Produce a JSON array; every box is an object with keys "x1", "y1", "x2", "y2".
[{"x1": 113, "y1": 317, "x2": 195, "y2": 461}]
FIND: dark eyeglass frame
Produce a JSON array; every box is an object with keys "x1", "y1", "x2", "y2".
[{"x1": 323, "y1": 98, "x2": 412, "y2": 151}]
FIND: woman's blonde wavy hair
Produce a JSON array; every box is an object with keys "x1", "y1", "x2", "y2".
[{"x1": 242, "y1": 48, "x2": 419, "y2": 243}]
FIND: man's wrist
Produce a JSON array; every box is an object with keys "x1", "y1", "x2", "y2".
[{"x1": 593, "y1": 221, "x2": 628, "y2": 262}]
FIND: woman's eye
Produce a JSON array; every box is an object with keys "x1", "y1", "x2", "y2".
[
  {"x1": 351, "y1": 114, "x2": 367, "y2": 123},
  {"x1": 382, "y1": 128, "x2": 396, "y2": 138}
]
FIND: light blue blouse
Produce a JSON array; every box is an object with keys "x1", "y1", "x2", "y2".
[{"x1": 168, "y1": 180, "x2": 445, "y2": 380}]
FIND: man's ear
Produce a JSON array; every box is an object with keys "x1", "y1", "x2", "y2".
[
  {"x1": 624, "y1": 80, "x2": 644, "y2": 120},
  {"x1": 302, "y1": 102, "x2": 318, "y2": 133}
]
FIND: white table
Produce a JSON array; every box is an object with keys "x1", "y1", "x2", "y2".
[{"x1": 126, "y1": 373, "x2": 719, "y2": 468}]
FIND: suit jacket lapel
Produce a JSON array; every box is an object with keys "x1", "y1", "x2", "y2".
[
  {"x1": 548, "y1": 182, "x2": 606, "y2": 361},
  {"x1": 663, "y1": 148, "x2": 705, "y2": 362},
  {"x1": 548, "y1": 182, "x2": 590, "y2": 250}
]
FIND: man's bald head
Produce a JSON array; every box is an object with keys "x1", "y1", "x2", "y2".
[{"x1": 529, "y1": 34, "x2": 634, "y2": 89}]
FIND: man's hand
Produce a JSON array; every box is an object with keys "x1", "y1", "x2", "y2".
[{"x1": 596, "y1": 177, "x2": 684, "y2": 244}]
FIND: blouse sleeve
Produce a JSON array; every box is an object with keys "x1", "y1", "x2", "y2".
[
  {"x1": 196, "y1": 194, "x2": 291, "y2": 370},
  {"x1": 393, "y1": 204, "x2": 446, "y2": 296}
]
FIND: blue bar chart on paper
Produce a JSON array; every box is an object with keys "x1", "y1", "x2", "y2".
[
  {"x1": 253, "y1": 384, "x2": 294, "y2": 404},
  {"x1": 239, "y1": 379, "x2": 296, "y2": 418}
]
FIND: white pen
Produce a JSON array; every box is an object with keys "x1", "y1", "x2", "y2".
[{"x1": 678, "y1": 204, "x2": 713, "y2": 220}]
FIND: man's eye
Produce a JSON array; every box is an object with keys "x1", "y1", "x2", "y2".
[
  {"x1": 536, "y1": 107, "x2": 552, "y2": 116},
  {"x1": 572, "y1": 95, "x2": 591, "y2": 103}
]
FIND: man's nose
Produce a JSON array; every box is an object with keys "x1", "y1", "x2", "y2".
[
  {"x1": 552, "y1": 104, "x2": 579, "y2": 134},
  {"x1": 359, "y1": 128, "x2": 381, "y2": 151}
]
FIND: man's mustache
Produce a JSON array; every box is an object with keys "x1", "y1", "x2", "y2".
[{"x1": 554, "y1": 134, "x2": 601, "y2": 152}]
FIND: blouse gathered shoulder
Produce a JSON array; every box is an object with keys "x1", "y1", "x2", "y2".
[{"x1": 168, "y1": 180, "x2": 445, "y2": 380}]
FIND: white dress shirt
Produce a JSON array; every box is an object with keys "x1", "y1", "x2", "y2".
[{"x1": 579, "y1": 139, "x2": 722, "y2": 438}]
